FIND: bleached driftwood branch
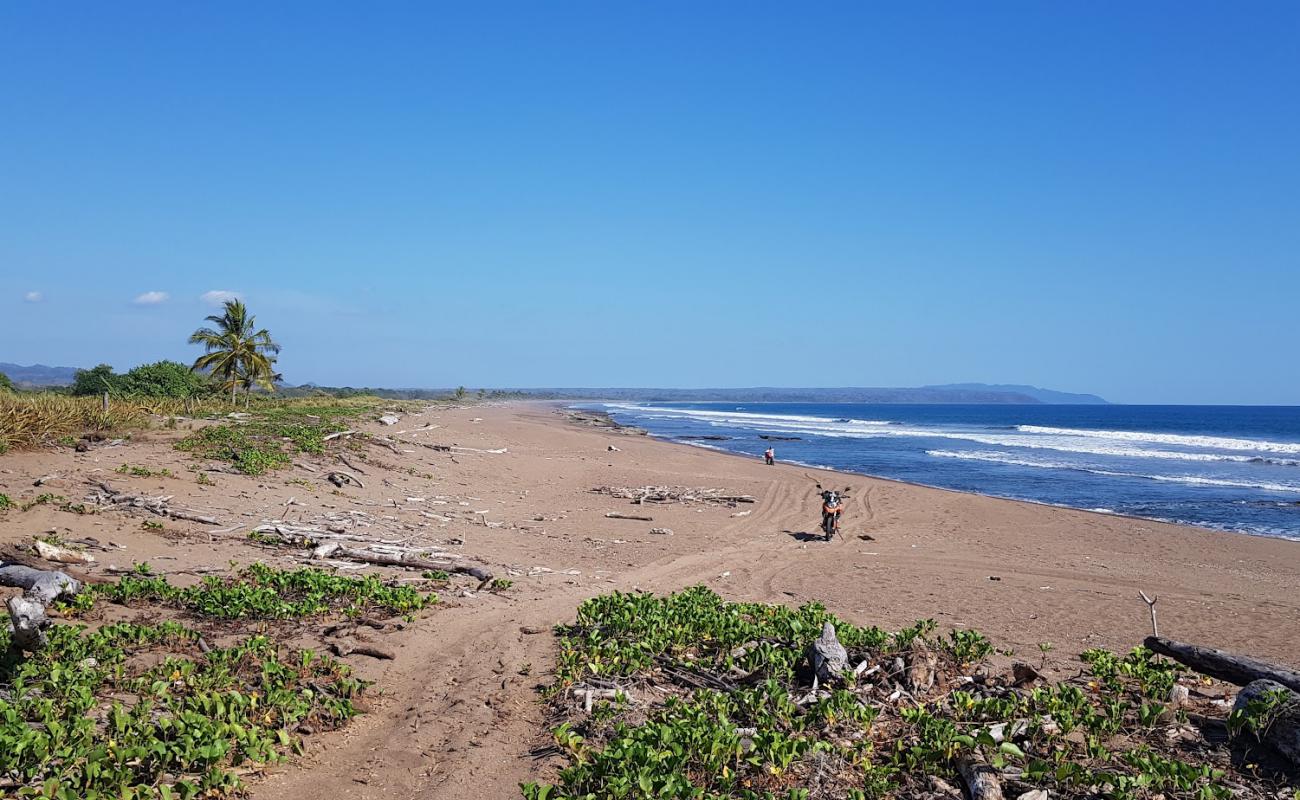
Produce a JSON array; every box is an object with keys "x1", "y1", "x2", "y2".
[{"x1": 0, "y1": 562, "x2": 82, "y2": 652}]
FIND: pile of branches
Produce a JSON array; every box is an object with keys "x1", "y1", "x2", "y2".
[
  {"x1": 87, "y1": 480, "x2": 221, "y2": 525},
  {"x1": 249, "y1": 518, "x2": 495, "y2": 586},
  {"x1": 591, "y1": 485, "x2": 756, "y2": 506}
]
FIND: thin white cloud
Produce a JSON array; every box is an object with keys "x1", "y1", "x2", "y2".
[
  {"x1": 23, "y1": 291, "x2": 43, "y2": 303},
  {"x1": 133, "y1": 291, "x2": 170, "y2": 305},
  {"x1": 200, "y1": 290, "x2": 242, "y2": 307}
]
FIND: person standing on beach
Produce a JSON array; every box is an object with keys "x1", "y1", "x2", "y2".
[{"x1": 764, "y1": 446, "x2": 775, "y2": 465}]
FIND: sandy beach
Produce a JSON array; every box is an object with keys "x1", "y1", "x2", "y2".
[{"x1": 2, "y1": 401, "x2": 1297, "y2": 799}]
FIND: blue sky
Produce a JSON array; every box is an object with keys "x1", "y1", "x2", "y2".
[{"x1": 2, "y1": 2, "x2": 1297, "y2": 404}]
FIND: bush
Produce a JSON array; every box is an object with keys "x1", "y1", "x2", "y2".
[
  {"x1": 120, "y1": 360, "x2": 211, "y2": 398},
  {"x1": 0, "y1": 371, "x2": 14, "y2": 393},
  {"x1": 70, "y1": 363, "x2": 121, "y2": 396},
  {"x1": 72, "y1": 361, "x2": 211, "y2": 398}
]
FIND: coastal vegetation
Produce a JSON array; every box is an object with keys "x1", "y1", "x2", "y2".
[
  {"x1": 188, "y1": 299, "x2": 281, "y2": 406},
  {"x1": 0, "y1": 562, "x2": 439, "y2": 798},
  {"x1": 70, "y1": 361, "x2": 209, "y2": 399},
  {"x1": 526, "y1": 587, "x2": 1293, "y2": 800},
  {"x1": 69, "y1": 563, "x2": 436, "y2": 620}
]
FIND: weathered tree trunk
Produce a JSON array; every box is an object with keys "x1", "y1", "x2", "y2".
[
  {"x1": 810, "y1": 621, "x2": 848, "y2": 684},
  {"x1": 312, "y1": 543, "x2": 494, "y2": 585},
  {"x1": 956, "y1": 752, "x2": 1004, "y2": 800},
  {"x1": 1232, "y1": 679, "x2": 1300, "y2": 767},
  {"x1": 1144, "y1": 637, "x2": 1300, "y2": 692},
  {"x1": 908, "y1": 637, "x2": 937, "y2": 692},
  {"x1": 0, "y1": 563, "x2": 82, "y2": 652}
]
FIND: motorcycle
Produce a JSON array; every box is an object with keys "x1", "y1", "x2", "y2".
[{"x1": 816, "y1": 484, "x2": 849, "y2": 540}]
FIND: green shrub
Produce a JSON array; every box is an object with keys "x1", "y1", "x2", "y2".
[
  {"x1": 120, "y1": 360, "x2": 212, "y2": 398},
  {"x1": 73, "y1": 360, "x2": 212, "y2": 398},
  {"x1": 176, "y1": 425, "x2": 290, "y2": 475}
]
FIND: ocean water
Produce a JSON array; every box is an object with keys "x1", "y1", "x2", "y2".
[{"x1": 587, "y1": 402, "x2": 1300, "y2": 540}]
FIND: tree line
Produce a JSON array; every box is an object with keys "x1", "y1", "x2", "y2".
[{"x1": 1, "y1": 299, "x2": 281, "y2": 404}]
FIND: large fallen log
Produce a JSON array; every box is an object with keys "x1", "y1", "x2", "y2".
[
  {"x1": 0, "y1": 563, "x2": 83, "y2": 652},
  {"x1": 1232, "y1": 680, "x2": 1300, "y2": 766},
  {"x1": 1144, "y1": 637, "x2": 1300, "y2": 692},
  {"x1": 312, "y1": 543, "x2": 494, "y2": 585}
]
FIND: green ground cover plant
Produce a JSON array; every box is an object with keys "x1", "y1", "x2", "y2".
[
  {"x1": 81, "y1": 563, "x2": 436, "y2": 620},
  {"x1": 173, "y1": 398, "x2": 403, "y2": 474},
  {"x1": 525, "y1": 587, "x2": 1292, "y2": 800},
  {"x1": 117, "y1": 464, "x2": 175, "y2": 478},
  {"x1": 0, "y1": 620, "x2": 364, "y2": 798}
]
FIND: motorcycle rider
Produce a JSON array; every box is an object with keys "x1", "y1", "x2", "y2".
[{"x1": 818, "y1": 486, "x2": 844, "y2": 541}]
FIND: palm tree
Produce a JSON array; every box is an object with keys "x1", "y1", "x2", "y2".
[
  {"x1": 235, "y1": 360, "x2": 280, "y2": 408},
  {"x1": 188, "y1": 300, "x2": 281, "y2": 405}
]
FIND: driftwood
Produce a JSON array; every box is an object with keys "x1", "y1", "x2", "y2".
[
  {"x1": 1233, "y1": 679, "x2": 1300, "y2": 766},
  {"x1": 322, "y1": 617, "x2": 388, "y2": 637},
  {"x1": 322, "y1": 429, "x2": 356, "y2": 441},
  {"x1": 326, "y1": 471, "x2": 365, "y2": 489},
  {"x1": 573, "y1": 686, "x2": 631, "y2": 712},
  {"x1": 810, "y1": 621, "x2": 848, "y2": 685},
  {"x1": 1138, "y1": 590, "x2": 1159, "y2": 636},
  {"x1": 34, "y1": 540, "x2": 95, "y2": 565},
  {"x1": 956, "y1": 752, "x2": 1004, "y2": 800},
  {"x1": 336, "y1": 454, "x2": 368, "y2": 474},
  {"x1": 167, "y1": 509, "x2": 221, "y2": 525},
  {"x1": 907, "y1": 637, "x2": 937, "y2": 692},
  {"x1": 0, "y1": 563, "x2": 82, "y2": 652},
  {"x1": 89, "y1": 481, "x2": 221, "y2": 526},
  {"x1": 330, "y1": 640, "x2": 395, "y2": 660},
  {"x1": 1144, "y1": 637, "x2": 1300, "y2": 692},
  {"x1": 592, "y1": 485, "x2": 756, "y2": 506},
  {"x1": 312, "y1": 542, "x2": 494, "y2": 585},
  {"x1": 604, "y1": 512, "x2": 654, "y2": 521}
]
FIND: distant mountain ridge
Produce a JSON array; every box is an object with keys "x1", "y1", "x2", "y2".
[
  {"x1": 0, "y1": 362, "x2": 79, "y2": 387},
  {"x1": 500, "y1": 385, "x2": 1108, "y2": 404},
  {"x1": 0, "y1": 364, "x2": 1107, "y2": 404},
  {"x1": 922, "y1": 383, "x2": 1108, "y2": 405}
]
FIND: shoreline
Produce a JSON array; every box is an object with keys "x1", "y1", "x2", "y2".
[{"x1": 570, "y1": 401, "x2": 1300, "y2": 543}]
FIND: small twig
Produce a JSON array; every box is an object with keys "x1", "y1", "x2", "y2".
[
  {"x1": 1139, "y1": 590, "x2": 1159, "y2": 637},
  {"x1": 337, "y1": 454, "x2": 368, "y2": 475}
]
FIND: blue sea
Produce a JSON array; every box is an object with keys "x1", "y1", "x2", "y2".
[{"x1": 586, "y1": 402, "x2": 1300, "y2": 540}]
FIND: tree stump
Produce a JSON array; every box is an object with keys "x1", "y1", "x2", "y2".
[{"x1": 810, "y1": 621, "x2": 848, "y2": 684}]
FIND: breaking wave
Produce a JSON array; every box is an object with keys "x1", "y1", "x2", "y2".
[{"x1": 926, "y1": 450, "x2": 1300, "y2": 494}]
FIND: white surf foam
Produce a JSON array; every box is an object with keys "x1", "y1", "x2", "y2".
[
  {"x1": 1016, "y1": 425, "x2": 1300, "y2": 455},
  {"x1": 926, "y1": 449, "x2": 1300, "y2": 493},
  {"x1": 606, "y1": 405, "x2": 1300, "y2": 466}
]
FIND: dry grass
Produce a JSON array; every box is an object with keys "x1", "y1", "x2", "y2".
[
  {"x1": 0, "y1": 394, "x2": 147, "y2": 452},
  {"x1": 0, "y1": 393, "x2": 425, "y2": 454}
]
